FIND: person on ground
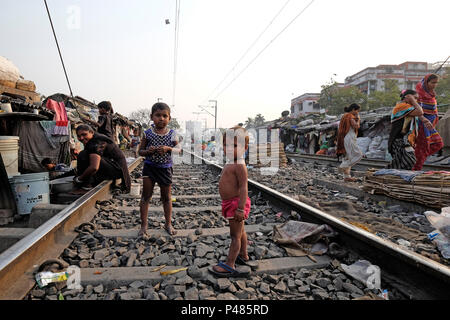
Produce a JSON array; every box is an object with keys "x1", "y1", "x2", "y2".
[
  {"x1": 74, "y1": 124, "x2": 131, "y2": 193},
  {"x1": 336, "y1": 103, "x2": 363, "y2": 182},
  {"x1": 412, "y1": 74, "x2": 444, "y2": 170},
  {"x1": 138, "y1": 103, "x2": 180, "y2": 237},
  {"x1": 41, "y1": 157, "x2": 74, "y2": 180},
  {"x1": 387, "y1": 90, "x2": 424, "y2": 170},
  {"x1": 210, "y1": 126, "x2": 251, "y2": 277}
]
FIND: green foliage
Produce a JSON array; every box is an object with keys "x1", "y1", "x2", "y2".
[
  {"x1": 367, "y1": 79, "x2": 400, "y2": 110},
  {"x1": 318, "y1": 77, "x2": 367, "y2": 115},
  {"x1": 436, "y1": 67, "x2": 450, "y2": 108},
  {"x1": 168, "y1": 118, "x2": 180, "y2": 130},
  {"x1": 254, "y1": 114, "x2": 266, "y2": 126}
]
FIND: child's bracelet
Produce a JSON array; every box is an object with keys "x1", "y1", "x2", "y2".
[{"x1": 236, "y1": 208, "x2": 245, "y2": 213}]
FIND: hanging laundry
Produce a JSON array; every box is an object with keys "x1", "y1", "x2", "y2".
[{"x1": 46, "y1": 98, "x2": 69, "y2": 136}]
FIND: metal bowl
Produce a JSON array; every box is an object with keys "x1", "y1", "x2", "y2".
[{"x1": 49, "y1": 176, "x2": 75, "y2": 193}]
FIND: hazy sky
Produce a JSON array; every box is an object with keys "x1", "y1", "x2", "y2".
[{"x1": 1, "y1": 0, "x2": 449, "y2": 129}]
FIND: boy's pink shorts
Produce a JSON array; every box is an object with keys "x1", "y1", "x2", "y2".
[{"x1": 221, "y1": 197, "x2": 251, "y2": 220}]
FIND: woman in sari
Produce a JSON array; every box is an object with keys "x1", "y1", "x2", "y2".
[
  {"x1": 387, "y1": 90, "x2": 423, "y2": 169},
  {"x1": 412, "y1": 74, "x2": 443, "y2": 170},
  {"x1": 337, "y1": 103, "x2": 363, "y2": 182}
]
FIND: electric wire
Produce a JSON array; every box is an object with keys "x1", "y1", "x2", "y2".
[
  {"x1": 43, "y1": 0, "x2": 74, "y2": 98},
  {"x1": 172, "y1": 0, "x2": 181, "y2": 108},
  {"x1": 213, "y1": 0, "x2": 315, "y2": 99},
  {"x1": 203, "y1": 0, "x2": 292, "y2": 103}
]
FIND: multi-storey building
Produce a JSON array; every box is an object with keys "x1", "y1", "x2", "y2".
[
  {"x1": 290, "y1": 93, "x2": 321, "y2": 117},
  {"x1": 344, "y1": 61, "x2": 434, "y2": 94}
]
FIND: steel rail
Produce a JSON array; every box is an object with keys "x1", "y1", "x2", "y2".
[
  {"x1": 190, "y1": 151, "x2": 450, "y2": 299},
  {"x1": 286, "y1": 152, "x2": 450, "y2": 172},
  {"x1": 0, "y1": 157, "x2": 143, "y2": 300}
]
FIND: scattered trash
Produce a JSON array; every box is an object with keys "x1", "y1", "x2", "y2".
[
  {"x1": 425, "y1": 207, "x2": 450, "y2": 259},
  {"x1": 276, "y1": 212, "x2": 283, "y2": 218},
  {"x1": 35, "y1": 271, "x2": 68, "y2": 288},
  {"x1": 341, "y1": 260, "x2": 381, "y2": 290},
  {"x1": 348, "y1": 221, "x2": 373, "y2": 233},
  {"x1": 427, "y1": 231, "x2": 450, "y2": 259},
  {"x1": 171, "y1": 197, "x2": 176, "y2": 202},
  {"x1": 255, "y1": 232, "x2": 263, "y2": 237},
  {"x1": 397, "y1": 239, "x2": 411, "y2": 248},
  {"x1": 150, "y1": 265, "x2": 167, "y2": 272},
  {"x1": 58, "y1": 293, "x2": 64, "y2": 300},
  {"x1": 378, "y1": 201, "x2": 387, "y2": 207},
  {"x1": 93, "y1": 271, "x2": 103, "y2": 275},
  {"x1": 273, "y1": 220, "x2": 337, "y2": 257},
  {"x1": 379, "y1": 289, "x2": 389, "y2": 300},
  {"x1": 160, "y1": 267, "x2": 188, "y2": 276}
]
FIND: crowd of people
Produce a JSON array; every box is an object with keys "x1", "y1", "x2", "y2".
[{"x1": 336, "y1": 73, "x2": 444, "y2": 181}]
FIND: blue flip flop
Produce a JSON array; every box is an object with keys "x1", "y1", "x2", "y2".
[
  {"x1": 235, "y1": 255, "x2": 258, "y2": 270},
  {"x1": 209, "y1": 262, "x2": 250, "y2": 278}
]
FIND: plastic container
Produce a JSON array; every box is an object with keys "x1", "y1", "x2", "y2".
[
  {"x1": 129, "y1": 183, "x2": 140, "y2": 196},
  {"x1": 0, "y1": 102, "x2": 12, "y2": 113},
  {"x1": 0, "y1": 136, "x2": 20, "y2": 177},
  {"x1": 8, "y1": 172, "x2": 50, "y2": 215}
]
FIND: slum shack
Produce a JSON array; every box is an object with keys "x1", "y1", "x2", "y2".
[{"x1": 0, "y1": 57, "x2": 140, "y2": 227}]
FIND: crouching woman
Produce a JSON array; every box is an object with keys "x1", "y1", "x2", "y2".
[{"x1": 74, "y1": 124, "x2": 131, "y2": 192}]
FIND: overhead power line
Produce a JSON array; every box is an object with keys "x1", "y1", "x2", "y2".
[
  {"x1": 43, "y1": 0, "x2": 74, "y2": 97},
  {"x1": 204, "y1": 0, "x2": 292, "y2": 102},
  {"x1": 213, "y1": 0, "x2": 315, "y2": 99},
  {"x1": 172, "y1": 0, "x2": 181, "y2": 108}
]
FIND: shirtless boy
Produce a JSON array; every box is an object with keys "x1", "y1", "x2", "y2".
[{"x1": 210, "y1": 126, "x2": 251, "y2": 277}]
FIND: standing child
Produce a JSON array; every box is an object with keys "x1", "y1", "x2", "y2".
[
  {"x1": 130, "y1": 128, "x2": 141, "y2": 158},
  {"x1": 138, "y1": 103, "x2": 179, "y2": 237},
  {"x1": 210, "y1": 126, "x2": 252, "y2": 277}
]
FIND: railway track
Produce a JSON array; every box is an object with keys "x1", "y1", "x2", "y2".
[
  {"x1": 286, "y1": 153, "x2": 450, "y2": 172},
  {"x1": 0, "y1": 153, "x2": 449, "y2": 300}
]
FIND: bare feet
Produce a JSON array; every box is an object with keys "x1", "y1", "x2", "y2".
[
  {"x1": 164, "y1": 224, "x2": 177, "y2": 236},
  {"x1": 138, "y1": 225, "x2": 148, "y2": 238}
]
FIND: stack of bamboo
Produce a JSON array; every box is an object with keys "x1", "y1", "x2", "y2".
[
  {"x1": 249, "y1": 142, "x2": 288, "y2": 168},
  {"x1": 363, "y1": 168, "x2": 450, "y2": 208}
]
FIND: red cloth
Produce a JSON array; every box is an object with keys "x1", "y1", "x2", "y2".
[
  {"x1": 221, "y1": 196, "x2": 251, "y2": 220},
  {"x1": 46, "y1": 99, "x2": 68, "y2": 127},
  {"x1": 412, "y1": 124, "x2": 443, "y2": 171}
]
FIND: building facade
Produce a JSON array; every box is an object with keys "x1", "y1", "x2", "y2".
[
  {"x1": 290, "y1": 93, "x2": 322, "y2": 117},
  {"x1": 344, "y1": 61, "x2": 434, "y2": 94}
]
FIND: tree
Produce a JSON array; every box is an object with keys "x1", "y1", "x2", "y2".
[
  {"x1": 318, "y1": 78, "x2": 367, "y2": 115},
  {"x1": 244, "y1": 117, "x2": 254, "y2": 128},
  {"x1": 367, "y1": 79, "x2": 400, "y2": 110},
  {"x1": 168, "y1": 117, "x2": 180, "y2": 130},
  {"x1": 129, "y1": 108, "x2": 152, "y2": 127},
  {"x1": 436, "y1": 67, "x2": 450, "y2": 107},
  {"x1": 254, "y1": 114, "x2": 266, "y2": 126}
]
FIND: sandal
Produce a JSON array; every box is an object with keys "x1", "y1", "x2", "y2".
[
  {"x1": 235, "y1": 255, "x2": 258, "y2": 270},
  {"x1": 209, "y1": 262, "x2": 251, "y2": 278}
]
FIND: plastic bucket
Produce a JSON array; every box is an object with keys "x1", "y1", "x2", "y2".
[
  {"x1": 130, "y1": 183, "x2": 140, "y2": 196},
  {"x1": 0, "y1": 136, "x2": 20, "y2": 177},
  {"x1": 8, "y1": 172, "x2": 50, "y2": 215}
]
